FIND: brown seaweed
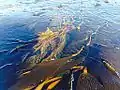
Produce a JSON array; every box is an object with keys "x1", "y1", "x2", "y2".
[
  {"x1": 33, "y1": 27, "x2": 67, "y2": 61},
  {"x1": 8, "y1": 55, "x2": 83, "y2": 90}
]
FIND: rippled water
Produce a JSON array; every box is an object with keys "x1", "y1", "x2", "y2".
[{"x1": 0, "y1": 0, "x2": 120, "y2": 90}]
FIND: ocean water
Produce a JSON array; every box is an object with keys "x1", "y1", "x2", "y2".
[{"x1": 0, "y1": 0, "x2": 120, "y2": 90}]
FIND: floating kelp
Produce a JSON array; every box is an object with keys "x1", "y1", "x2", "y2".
[
  {"x1": 102, "y1": 60, "x2": 120, "y2": 78},
  {"x1": 35, "y1": 76, "x2": 62, "y2": 90},
  {"x1": 33, "y1": 27, "x2": 66, "y2": 61},
  {"x1": 8, "y1": 48, "x2": 85, "y2": 90},
  {"x1": 8, "y1": 28, "x2": 93, "y2": 90},
  {"x1": 33, "y1": 23, "x2": 77, "y2": 62},
  {"x1": 9, "y1": 34, "x2": 120, "y2": 90},
  {"x1": 8, "y1": 15, "x2": 120, "y2": 90}
]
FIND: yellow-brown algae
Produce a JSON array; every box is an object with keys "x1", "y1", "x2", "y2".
[
  {"x1": 35, "y1": 77, "x2": 62, "y2": 90},
  {"x1": 83, "y1": 67, "x2": 88, "y2": 75},
  {"x1": 46, "y1": 79, "x2": 61, "y2": 90}
]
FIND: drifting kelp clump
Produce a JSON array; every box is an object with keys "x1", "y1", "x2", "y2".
[
  {"x1": 27, "y1": 20, "x2": 79, "y2": 66},
  {"x1": 9, "y1": 33, "x2": 120, "y2": 90},
  {"x1": 8, "y1": 16, "x2": 120, "y2": 90},
  {"x1": 9, "y1": 42, "x2": 87, "y2": 90},
  {"x1": 33, "y1": 27, "x2": 66, "y2": 61},
  {"x1": 9, "y1": 26, "x2": 95, "y2": 90}
]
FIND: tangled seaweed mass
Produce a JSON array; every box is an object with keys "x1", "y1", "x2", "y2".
[{"x1": 7, "y1": 16, "x2": 120, "y2": 90}]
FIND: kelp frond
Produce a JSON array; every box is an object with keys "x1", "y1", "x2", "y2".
[
  {"x1": 35, "y1": 77, "x2": 62, "y2": 90},
  {"x1": 33, "y1": 26, "x2": 67, "y2": 62}
]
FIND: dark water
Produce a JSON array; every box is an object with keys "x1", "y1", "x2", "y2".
[
  {"x1": 0, "y1": 0, "x2": 120, "y2": 90},
  {"x1": 0, "y1": 16, "x2": 51, "y2": 89}
]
